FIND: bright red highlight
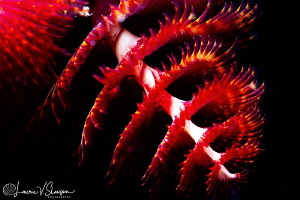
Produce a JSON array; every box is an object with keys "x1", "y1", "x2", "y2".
[
  {"x1": 0, "y1": 0, "x2": 77, "y2": 92},
  {"x1": 18, "y1": 0, "x2": 265, "y2": 199}
]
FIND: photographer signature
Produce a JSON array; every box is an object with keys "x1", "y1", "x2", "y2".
[{"x1": 3, "y1": 181, "x2": 75, "y2": 197}]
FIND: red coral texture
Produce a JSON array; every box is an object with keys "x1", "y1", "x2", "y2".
[
  {"x1": 26, "y1": 0, "x2": 264, "y2": 199},
  {"x1": 0, "y1": 0, "x2": 78, "y2": 92}
]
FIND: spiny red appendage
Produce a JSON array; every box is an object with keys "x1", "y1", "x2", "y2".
[
  {"x1": 134, "y1": 2, "x2": 195, "y2": 59},
  {"x1": 176, "y1": 141, "x2": 214, "y2": 197},
  {"x1": 56, "y1": 0, "x2": 131, "y2": 96},
  {"x1": 142, "y1": 110, "x2": 194, "y2": 194},
  {"x1": 205, "y1": 163, "x2": 241, "y2": 198},
  {"x1": 158, "y1": 36, "x2": 237, "y2": 88},
  {"x1": 106, "y1": 92, "x2": 158, "y2": 185},
  {"x1": 188, "y1": 0, "x2": 260, "y2": 36},
  {"x1": 156, "y1": 111, "x2": 187, "y2": 162},
  {"x1": 55, "y1": 10, "x2": 123, "y2": 118},
  {"x1": 163, "y1": 63, "x2": 264, "y2": 198},
  {"x1": 187, "y1": 66, "x2": 264, "y2": 117},
  {"x1": 201, "y1": 107, "x2": 264, "y2": 146},
  {"x1": 95, "y1": 65, "x2": 129, "y2": 86},
  {"x1": 75, "y1": 84, "x2": 121, "y2": 165},
  {"x1": 115, "y1": 0, "x2": 151, "y2": 22},
  {"x1": 57, "y1": 22, "x2": 109, "y2": 92},
  {"x1": 36, "y1": 0, "x2": 265, "y2": 198},
  {"x1": 135, "y1": 0, "x2": 259, "y2": 60},
  {"x1": 177, "y1": 105, "x2": 263, "y2": 198},
  {"x1": 0, "y1": 0, "x2": 74, "y2": 92}
]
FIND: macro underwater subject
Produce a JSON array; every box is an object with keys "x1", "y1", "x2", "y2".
[{"x1": 1, "y1": 0, "x2": 265, "y2": 199}]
